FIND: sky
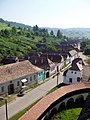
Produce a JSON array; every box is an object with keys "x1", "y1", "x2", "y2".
[{"x1": 0, "y1": 0, "x2": 90, "y2": 28}]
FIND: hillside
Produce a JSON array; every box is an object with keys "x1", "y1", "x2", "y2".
[
  {"x1": 47, "y1": 28, "x2": 90, "y2": 39},
  {"x1": 0, "y1": 18, "x2": 32, "y2": 29},
  {"x1": 0, "y1": 22, "x2": 62, "y2": 59},
  {"x1": 1, "y1": 18, "x2": 90, "y2": 39}
]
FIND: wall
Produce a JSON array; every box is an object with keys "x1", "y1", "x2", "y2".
[
  {"x1": 38, "y1": 70, "x2": 45, "y2": 82},
  {"x1": 0, "y1": 73, "x2": 38, "y2": 95},
  {"x1": 42, "y1": 93, "x2": 89, "y2": 120},
  {"x1": 63, "y1": 70, "x2": 82, "y2": 84},
  {"x1": 50, "y1": 66, "x2": 56, "y2": 76}
]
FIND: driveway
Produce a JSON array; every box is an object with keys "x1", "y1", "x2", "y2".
[{"x1": 0, "y1": 72, "x2": 63, "y2": 120}]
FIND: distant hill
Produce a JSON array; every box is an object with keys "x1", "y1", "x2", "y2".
[
  {"x1": 46, "y1": 28, "x2": 90, "y2": 39},
  {"x1": 0, "y1": 18, "x2": 32, "y2": 30},
  {"x1": 0, "y1": 18, "x2": 90, "y2": 39}
]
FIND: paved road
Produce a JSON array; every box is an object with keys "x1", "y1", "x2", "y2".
[
  {"x1": 79, "y1": 52, "x2": 89, "y2": 65},
  {"x1": 79, "y1": 52, "x2": 89, "y2": 59},
  {"x1": 0, "y1": 72, "x2": 63, "y2": 120}
]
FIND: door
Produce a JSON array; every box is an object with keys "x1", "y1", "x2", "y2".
[
  {"x1": 46, "y1": 72, "x2": 49, "y2": 78},
  {"x1": 8, "y1": 84, "x2": 14, "y2": 95}
]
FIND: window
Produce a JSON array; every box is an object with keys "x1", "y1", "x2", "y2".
[
  {"x1": 69, "y1": 78, "x2": 72, "y2": 83},
  {"x1": 75, "y1": 72, "x2": 77, "y2": 74},
  {"x1": 77, "y1": 77, "x2": 80, "y2": 82},
  {"x1": 34, "y1": 75, "x2": 36, "y2": 80},
  {"x1": 17, "y1": 81, "x2": 20, "y2": 86},
  {"x1": 30, "y1": 77, "x2": 32, "y2": 81},
  {"x1": 1, "y1": 86, "x2": 4, "y2": 92}
]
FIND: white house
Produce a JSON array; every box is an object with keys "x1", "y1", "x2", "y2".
[
  {"x1": 63, "y1": 58, "x2": 83, "y2": 84},
  {"x1": 0, "y1": 60, "x2": 39, "y2": 95}
]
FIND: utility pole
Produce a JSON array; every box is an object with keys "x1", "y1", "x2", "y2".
[
  {"x1": 5, "y1": 98, "x2": 8, "y2": 120},
  {"x1": 57, "y1": 72, "x2": 59, "y2": 86}
]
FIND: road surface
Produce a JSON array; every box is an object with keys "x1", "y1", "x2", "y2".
[{"x1": 0, "y1": 72, "x2": 63, "y2": 120}]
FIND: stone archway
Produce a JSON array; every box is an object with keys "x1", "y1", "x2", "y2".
[
  {"x1": 67, "y1": 98, "x2": 74, "y2": 108},
  {"x1": 49, "y1": 107, "x2": 57, "y2": 118},
  {"x1": 58, "y1": 102, "x2": 65, "y2": 111},
  {"x1": 75, "y1": 95, "x2": 84, "y2": 107}
]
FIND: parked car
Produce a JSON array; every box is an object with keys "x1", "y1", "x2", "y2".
[{"x1": 17, "y1": 88, "x2": 24, "y2": 97}]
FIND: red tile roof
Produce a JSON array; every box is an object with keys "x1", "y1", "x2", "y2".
[
  {"x1": 19, "y1": 83, "x2": 90, "y2": 120},
  {"x1": 0, "y1": 60, "x2": 38, "y2": 84}
]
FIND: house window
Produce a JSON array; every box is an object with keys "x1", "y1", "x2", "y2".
[
  {"x1": 34, "y1": 75, "x2": 36, "y2": 80},
  {"x1": 30, "y1": 77, "x2": 32, "y2": 81},
  {"x1": 75, "y1": 72, "x2": 77, "y2": 74},
  {"x1": 17, "y1": 81, "x2": 20, "y2": 86},
  {"x1": 69, "y1": 78, "x2": 72, "y2": 83},
  {"x1": 1, "y1": 86, "x2": 4, "y2": 92},
  {"x1": 77, "y1": 77, "x2": 80, "y2": 82}
]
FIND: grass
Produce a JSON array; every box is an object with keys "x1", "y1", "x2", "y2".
[
  {"x1": 0, "y1": 95, "x2": 16, "y2": 107},
  {"x1": 51, "y1": 108, "x2": 82, "y2": 120},
  {"x1": 86, "y1": 58, "x2": 90, "y2": 66},
  {"x1": 0, "y1": 99, "x2": 5, "y2": 107}
]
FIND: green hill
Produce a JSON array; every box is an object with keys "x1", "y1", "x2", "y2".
[{"x1": 0, "y1": 22, "x2": 62, "y2": 59}]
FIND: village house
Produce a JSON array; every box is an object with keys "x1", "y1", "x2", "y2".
[
  {"x1": 60, "y1": 51, "x2": 70, "y2": 65},
  {"x1": 28, "y1": 55, "x2": 56, "y2": 78},
  {"x1": 63, "y1": 58, "x2": 84, "y2": 84},
  {"x1": 0, "y1": 60, "x2": 44, "y2": 95},
  {"x1": 41, "y1": 53, "x2": 64, "y2": 72},
  {"x1": 60, "y1": 39, "x2": 80, "y2": 51},
  {"x1": 69, "y1": 49, "x2": 78, "y2": 62},
  {"x1": 60, "y1": 49, "x2": 78, "y2": 66}
]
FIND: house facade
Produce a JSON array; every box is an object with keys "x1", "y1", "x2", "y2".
[
  {"x1": 43, "y1": 53, "x2": 64, "y2": 72},
  {"x1": 0, "y1": 60, "x2": 38, "y2": 95},
  {"x1": 63, "y1": 58, "x2": 83, "y2": 84},
  {"x1": 28, "y1": 55, "x2": 56, "y2": 78}
]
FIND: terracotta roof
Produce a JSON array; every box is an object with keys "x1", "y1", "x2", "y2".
[
  {"x1": 29, "y1": 56, "x2": 55, "y2": 70},
  {"x1": 0, "y1": 60, "x2": 38, "y2": 84},
  {"x1": 19, "y1": 83, "x2": 90, "y2": 120},
  {"x1": 69, "y1": 49, "x2": 77, "y2": 57},
  {"x1": 82, "y1": 66, "x2": 90, "y2": 82},
  {"x1": 41, "y1": 53, "x2": 62, "y2": 63},
  {"x1": 70, "y1": 59, "x2": 83, "y2": 71}
]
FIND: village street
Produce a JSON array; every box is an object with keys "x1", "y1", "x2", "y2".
[{"x1": 0, "y1": 72, "x2": 63, "y2": 120}]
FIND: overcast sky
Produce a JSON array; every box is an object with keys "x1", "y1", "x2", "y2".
[{"x1": 0, "y1": 0, "x2": 90, "y2": 28}]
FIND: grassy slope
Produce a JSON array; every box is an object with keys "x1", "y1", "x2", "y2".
[
  {"x1": 0, "y1": 23, "x2": 11, "y2": 30},
  {"x1": 0, "y1": 23, "x2": 61, "y2": 58},
  {"x1": 51, "y1": 108, "x2": 82, "y2": 120}
]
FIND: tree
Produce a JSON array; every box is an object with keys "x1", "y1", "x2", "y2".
[
  {"x1": 12, "y1": 26, "x2": 16, "y2": 35},
  {"x1": 33, "y1": 25, "x2": 39, "y2": 31},
  {"x1": 50, "y1": 30, "x2": 54, "y2": 36},
  {"x1": 4, "y1": 29, "x2": 10, "y2": 37},
  {"x1": 57, "y1": 29, "x2": 62, "y2": 39},
  {"x1": 26, "y1": 32, "x2": 31, "y2": 37}
]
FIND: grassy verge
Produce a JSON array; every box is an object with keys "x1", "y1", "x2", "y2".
[
  {"x1": 51, "y1": 108, "x2": 82, "y2": 120},
  {"x1": 0, "y1": 95, "x2": 16, "y2": 107},
  {"x1": 85, "y1": 58, "x2": 90, "y2": 66},
  {"x1": 47, "y1": 83, "x2": 67, "y2": 95},
  {"x1": 9, "y1": 98, "x2": 42, "y2": 120}
]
